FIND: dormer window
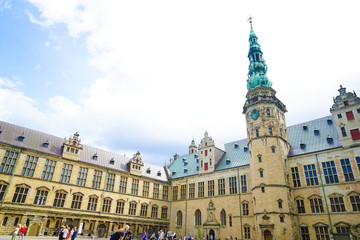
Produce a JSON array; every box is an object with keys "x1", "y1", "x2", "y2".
[
  {"x1": 172, "y1": 171, "x2": 176, "y2": 176},
  {"x1": 93, "y1": 154, "x2": 98, "y2": 160},
  {"x1": 146, "y1": 168, "x2": 151, "y2": 174},
  {"x1": 327, "y1": 136, "x2": 333, "y2": 144},
  {"x1": 226, "y1": 159, "x2": 231, "y2": 165},
  {"x1": 244, "y1": 147, "x2": 248, "y2": 152},
  {"x1": 300, "y1": 143, "x2": 306, "y2": 149},
  {"x1": 18, "y1": 136, "x2": 25, "y2": 142},
  {"x1": 234, "y1": 144, "x2": 239, "y2": 149},
  {"x1": 303, "y1": 125, "x2": 308, "y2": 130},
  {"x1": 110, "y1": 158, "x2": 115, "y2": 165},
  {"x1": 182, "y1": 158, "x2": 186, "y2": 162},
  {"x1": 194, "y1": 154, "x2": 198, "y2": 158},
  {"x1": 43, "y1": 142, "x2": 49, "y2": 148},
  {"x1": 184, "y1": 161, "x2": 188, "y2": 166},
  {"x1": 314, "y1": 129, "x2": 320, "y2": 136},
  {"x1": 184, "y1": 168, "x2": 188, "y2": 173},
  {"x1": 327, "y1": 119, "x2": 333, "y2": 125},
  {"x1": 157, "y1": 171, "x2": 161, "y2": 176},
  {"x1": 196, "y1": 159, "x2": 199, "y2": 163}
]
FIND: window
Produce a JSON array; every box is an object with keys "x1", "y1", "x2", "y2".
[
  {"x1": 180, "y1": 185, "x2": 187, "y2": 200},
  {"x1": 172, "y1": 186, "x2": 178, "y2": 200},
  {"x1": 105, "y1": 173, "x2": 115, "y2": 192},
  {"x1": 241, "y1": 175, "x2": 247, "y2": 193},
  {"x1": 151, "y1": 205, "x2": 158, "y2": 218},
  {"x1": 258, "y1": 156, "x2": 262, "y2": 162},
  {"x1": 218, "y1": 179, "x2": 225, "y2": 195},
  {"x1": 140, "y1": 204, "x2": 148, "y2": 217},
  {"x1": 291, "y1": 167, "x2": 301, "y2": 187},
  {"x1": 256, "y1": 129, "x2": 259, "y2": 137},
  {"x1": 269, "y1": 128, "x2": 273, "y2": 136},
  {"x1": 300, "y1": 226, "x2": 310, "y2": 240},
  {"x1": 229, "y1": 177, "x2": 237, "y2": 194},
  {"x1": 271, "y1": 147, "x2": 275, "y2": 153},
  {"x1": 310, "y1": 197, "x2": 324, "y2": 213},
  {"x1": 102, "y1": 198, "x2": 112, "y2": 213},
  {"x1": 229, "y1": 215, "x2": 232, "y2": 227},
  {"x1": 162, "y1": 185, "x2": 169, "y2": 200},
  {"x1": 76, "y1": 167, "x2": 88, "y2": 186},
  {"x1": 161, "y1": 206, "x2": 168, "y2": 219},
  {"x1": 2, "y1": 217, "x2": 8, "y2": 226},
  {"x1": 119, "y1": 176, "x2": 127, "y2": 194},
  {"x1": 142, "y1": 181, "x2": 150, "y2": 197},
  {"x1": 60, "y1": 163, "x2": 73, "y2": 183},
  {"x1": 87, "y1": 196, "x2": 98, "y2": 211},
  {"x1": 243, "y1": 202, "x2": 249, "y2": 215},
  {"x1": 177, "y1": 211, "x2": 182, "y2": 226},
  {"x1": 279, "y1": 215, "x2": 284, "y2": 222},
  {"x1": 322, "y1": 161, "x2": 339, "y2": 184},
  {"x1": 208, "y1": 180, "x2": 214, "y2": 197},
  {"x1": 340, "y1": 158, "x2": 354, "y2": 182},
  {"x1": 266, "y1": 109, "x2": 270, "y2": 118},
  {"x1": 350, "y1": 129, "x2": 360, "y2": 140},
  {"x1": 12, "y1": 186, "x2": 29, "y2": 203},
  {"x1": 21, "y1": 155, "x2": 38, "y2": 177},
  {"x1": 0, "y1": 151, "x2": 19, "y2": 174},
  {"x1": 189, "y1": 183, "x2": 195, "y2": 199},
  {"x1": 116, "y1": 200, "x2": 125, "y2": 214},
  {"x1": 358, "y1": 108, "x2": 360, "y2": 113},
  {"x1": 244, "y1": 226, "x2": 251, "y2": 239},
  {"x1": 329, "y1": 195, "x2": 346, "y2": 212},
  {"x1": 278, "y1": 200, "x2": 283, "y2": 208},
  {"x1": 296, "y1": 199, "x2": 305, "y2": 213},
  {"x1": 357, "y1": 157, "x2": 360, "y2": 172},
  {"x1": 336, "y1": 226, "x2": 350, "y2": 234},
  {"x1": 0, "y1": 183, "x2": 7, "y2": 201},
  {"x1": 220, "y1": 209, "x2": 226, "y2": 225},
  {"x1": 92, "y1": 170, "x2": 102, "y2": 189},
  {"x1": 204, "y1": 162, "x2": 208, "y2": 171},
  {"x1": 314, "y1": 226, "x2": 330, "y2": 240},
  {"x1": 346, "y1": 111, "x2": 354, "y2": 120},
  {"x1": 337, "y1": 114, "x2": 342, "y2": 119},
  {"x1": 344, "y1": 101, "x2": 349, "y2": 106},
  {"x1": 151, "y1": 183, "x2": 159, "y2": 199},
  {"x1": 341, "y1": 127, "x2": 347, "y2": 137},
  {"x1": 53, "y1": 191, "x2": 66, "y2": 207},
  {"x1": 71, "y1": 193, "x2": 83, "y2": 209},
  {"x1": 260, "y1": 170, "x2": 263, "y2": 178},
  {"x1": 33, "y1": 189, "x2": 48, "y2": 205},
  {"x1": 304, "y1": 164, "x2": 319, "y2": 186},
  {"x1": 198, "y1": 182, "x2": 204, "y2": 198},
  {"x1": 205, "y1": 150, "x2": 208, "y2": 156},
  {"x1": 41, "y1": 159, "x2": 56, "y2": 180},
  {"x1": 131, "y1": 179, "x2": 139, "y2": 195},
  {"x1": 261, "y1": 187, "x2": 265, "y2": 193},
  {"x1": 13, "y1": 218, "x2": 19, "y2": 226},
  {"x1": 350, "y1": 194, "x2": 360, "y2": 211}
]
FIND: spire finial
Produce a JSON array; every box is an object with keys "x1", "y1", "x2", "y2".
[{"x1": 248, "y1": 16, "x2": 253, "y2": 29}]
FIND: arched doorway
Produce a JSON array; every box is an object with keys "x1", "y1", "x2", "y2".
[
  {"x1": 28, "y1": 224, "x2": 40, "y2": 236},
  {"x1": 209, "y1": 229, "x2": 215, "y2": 240},
  {"x1": 264, "y1": 230, "x2": 272, "y2": 240},
  {"x1": 97, "y1": 224, "x2": 107, "y2": 238}
]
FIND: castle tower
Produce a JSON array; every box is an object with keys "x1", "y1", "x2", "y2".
[
  {"x1": 243, "y1": 19, "x2": 296, "y2": 239},
  {"x1": 188, "y1": 139, "x2": 198, "y2": 154}
]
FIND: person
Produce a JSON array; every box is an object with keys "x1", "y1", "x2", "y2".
[
  {"x1": 173, "y1": 232, "x2": 177, "y2": 240},
  {"x1": 142, "y1": 231, "x2": 147, "y2": 240},
  {"x1": 150, "y1": 232, "x2": 156, "y2": 240},
  {"x1": 210, "y1": 235, "x2": 213, "y2": 240},
  {"x1": 12, "y1": 224, "x2": 20, "y2": 240},
  {"x1": 66, "y1": 226, "x2": 70, "y2": 240},
  {"x1": 59, "y1": 226, "x2": 64, "y2": 240},
  {"x1": 156, "y1": 231, "x2": 159, "y2": 240},
  {"x1": 71, "y1": 227, "x2": 77, "y2": 240},
  {"x1": 159, "y1": 230, "x2": 164, "y2": 240},
  {"x1": 62, "y1": 226, "x2": 69, "y2": 240},
  {"x1": 230, "y1": 236, "x2": 233, "y2": 240},
  {"x1": 110, "y1": 225, "x2": 130, "y2": 240},
  {"x1": 124, "y1": 230, "x2": 132, "y2": 240},
  {"x1": 70, "y1": 228, "x2": 74, "y2": 239},
  {"x1": 188, "y1": 234, "x2": 191, "y2": 240},
  {"x1": 19, "y1": 224, "x2": 27, "y2": 240}
]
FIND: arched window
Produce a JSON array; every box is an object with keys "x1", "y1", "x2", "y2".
[
  {"x1": 177, "y1": 211, "x2": 183, "y2": 226},
  {"x1": 13, "y1": 217, "x2": 19, "y2": 226},
  {"x1": 2, "y1": 217, "x2": 8, "y2": 226},
  {"x1": 46, "y1": 220, "x2": 50, "y2": 228},
  {"x1": 55, "y1": 220, "x2": 60, "y2": 228},
  {"x1": 195, "y1": 209, "x2": 201, "y2": 226},
  {"x1": 220, "y1": 209, "x2": 226, "y2": 225}
]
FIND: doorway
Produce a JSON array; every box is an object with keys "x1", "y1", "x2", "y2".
[
  {"x1": 28, "y1": 224, "x2": 40, "y2": 236},
  {"x1": 97, "y1": 224, "x2": 107, "y2": 238},
  {"x1": 209, "y1": 229, "x2": 215, "y2": 240},
  {"x1": 264, "y1": 230, "x2": 272, "y2": 240}
]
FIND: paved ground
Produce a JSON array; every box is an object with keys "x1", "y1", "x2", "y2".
[{"x1": 0, "y1": 236, "x2": 110, "y2": 240}]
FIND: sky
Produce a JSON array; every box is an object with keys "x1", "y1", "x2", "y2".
[{"x1": 0, "y1": 0, "x2": 359, "y2": 166}]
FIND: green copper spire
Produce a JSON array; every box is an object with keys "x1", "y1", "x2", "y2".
[{"x1": 246, "y1": 18, "x2": 272, "y2": 91}]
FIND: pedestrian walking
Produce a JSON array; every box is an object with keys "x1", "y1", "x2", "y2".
[
  {"x1": 12, "y1": 224, "x2": 20, "y2": 240},
  {"x1": 71, "y1": 227, "x2": 77, "y2": 240}
]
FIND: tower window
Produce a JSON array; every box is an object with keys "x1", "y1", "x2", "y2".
[
  {"x1": 269, "y1": 128, "x2": 273, "y2": 136},
  {"x1": 205, "y1": 142, "x2": 207, "y2": 146},
  {"x1": 205, "y1": 150, "x2": 208, "y2": 156},
  {"x1": 260, "y1": 171, "x2": 263, "y2": 178},
  {"x1": 337, "y1": 114, "x2": 342, "y2": 119},
  {"x1": 341, "y1": 127, "x2": 347, "y2": 137},
  {"x1": 357, "y1": 109, "x2": 360, "y2": 113},
  {"x1": 258, "y1": 156, "x2": 262, "y2": 162},
  {"x1": 346, "y1": 111, "x2": 355, "y2": 120},
  {"x1": 280, "y1": 216, "x2": 284, "y2": 223},
  {"x1": 261, "y1": 187, "x2": 265, "y2": 192},
  {"x1": 278, "y1": 200, "x2": 283, "y2": 209},
  {"x1": 344, "y1": 101, "x2": 349, "y2": 106},
  {"x1": 271, "y1": 148, "x2": 275, "y2": 153},
  {"x1": 210, "y1": 158, "x2": 212, "y2": 166},
  {"x1": 256, "y1": 129, "x2": 259, "y2": 137},
  {"x1": 266, "y1": 109, "x2": 270, "y2": 118}
]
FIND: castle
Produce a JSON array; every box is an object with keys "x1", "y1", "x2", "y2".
[{"x1": 0, "y1": 23, "x2": 359, "y2": 240}]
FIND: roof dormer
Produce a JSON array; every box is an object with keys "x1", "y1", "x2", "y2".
[
  {"x1": 128, "y1": 151, "x2": 144, "y2": 176},
  {"x1": 62, "y1": 132, "x2": 83, "y2": 161}
]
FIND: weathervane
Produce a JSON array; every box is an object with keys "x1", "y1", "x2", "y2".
[{"x1": 248, "y1": 16, "x2": 253, "y2": 29}]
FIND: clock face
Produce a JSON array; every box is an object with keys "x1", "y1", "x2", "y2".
[{"x1": 251, "y1": 109, "x2": 259, "y2": 120}]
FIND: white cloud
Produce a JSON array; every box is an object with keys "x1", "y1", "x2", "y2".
[
  {"x1": 0, "y1": 0, "x2": 10, "y2": 11},
  {"x1": 14, "y1": 0, "x2": 360, "y2": 165}
]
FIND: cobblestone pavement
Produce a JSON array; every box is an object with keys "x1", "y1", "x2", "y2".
[{"x1": 0, "y1": 236, "x2": 110, "y2": 240}]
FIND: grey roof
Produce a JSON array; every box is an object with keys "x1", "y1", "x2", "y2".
[
  {"x1": 0, "y1": 120, "x2": 168, "y2": 182},
  {"x1": 168, "y1": 115, "x2": 341, "y2": 179}
]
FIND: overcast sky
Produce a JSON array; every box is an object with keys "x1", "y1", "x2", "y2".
[{"x1": 0, "y1": 0, "x2": 359, "y2": 166}]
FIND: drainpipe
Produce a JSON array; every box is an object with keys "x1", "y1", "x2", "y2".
[
  {"x1": 315, "y1": 154, "x2": 333, "y2": 233},
  {"x1": 168, "y1": 181, "x2": 172, "y2": 232},
  {"x1": 237, "y1": 169, "x2": 244, "y2": 240},
  {"x1": 97, "y1": 170, "x2": 108, "y2": 236},
  {"x1": 184, "y1": 179, "x2": 188, "y2": 238},
  {"x1": 1, "y1": 149, "x2": 23, "y2": 207}
]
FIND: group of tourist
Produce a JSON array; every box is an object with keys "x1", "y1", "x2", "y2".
[
  {"x1": 143, "y1": 230, "x2": 176, "y2": 240},
  {"x1": 59, "y1": 226, "x2": 78, "y2": 240},
  {"x1": 110, "y1": 225, "x2": 133, "y2": 240},
  {"x1": 12, "y1": 224, "x2": 27, "y2": 240}
]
